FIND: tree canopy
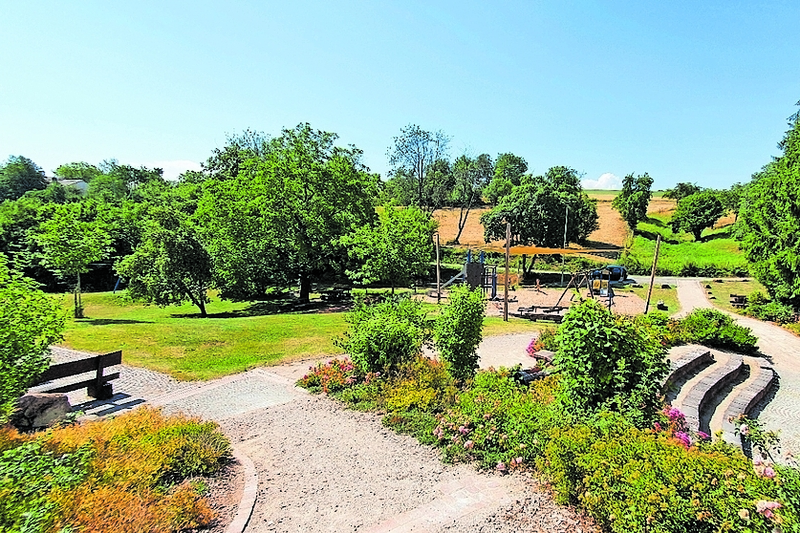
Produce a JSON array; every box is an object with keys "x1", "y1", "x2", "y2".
[
  {"x1": 481, "y1": 166, "x2": 598, "y2": 246},
  {"x1": 670, "y1": 191, "x2": 725, "y2": 241},
  {"x1": 0, "y1": 156, "x2": 47, "y2": 202},
  {"x1": 663, "y1": 182, "x2": 701, "y2": 201},
  {"x1": 737, "y1": 100, "x2": 800, "y2": 307},
  {"x1": 387, "y1": 124, "x2": 449, "y2": 212},
  {"x1": 612, "y1": 172, "x2": 654, "y2": 230}
]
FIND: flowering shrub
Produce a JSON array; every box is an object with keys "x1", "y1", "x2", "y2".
[
  {"x1": 0, "y1": 407, "x2": 229, "y2": 533},
  {"x1": 384, "y1": 357, "x2": 458, "y2": 413},
  {"x1": 298, "y1": 358, "x2": 361, "y2": 394},
  {"x1": 526, "y1": 327, "x2": 557, "y2": 356},
  {"x1": 541, "y1": 413, "x2": 794, "y2": 532}
]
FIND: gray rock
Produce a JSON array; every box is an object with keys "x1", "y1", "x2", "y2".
[{"x1": 10, "y1": 393, "x2": 71, "y2": 430}]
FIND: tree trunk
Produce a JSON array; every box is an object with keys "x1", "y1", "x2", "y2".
[
  {"x1": 197, "y1": 297, "x2": 207, "y2": 317},
  {"x1": 299, "y1": 274, "x2": 311, "y2": 303},
  {"x1": 75, "y1": 272, "x2": 83, "y2": 318}
]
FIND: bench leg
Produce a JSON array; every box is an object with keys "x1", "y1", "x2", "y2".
[{"x1": 87, "y1": 382, "x2": 114, "y2": 400}]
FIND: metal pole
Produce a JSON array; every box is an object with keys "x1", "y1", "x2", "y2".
[
  {"x1": 560, "y1": 205, "x2": 568, "y2": 286},
  {"x1": 644, "y1": 234, "x2": 662, "y2": 314},
  {"x1": 435, "y1": 233, "x2": 441, "y2": 304},
  {"x1": 504, "y1": 222, "x2": 510, "y2": 321}
]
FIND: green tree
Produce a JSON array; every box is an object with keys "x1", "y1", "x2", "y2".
[
  {"x1": 484, "y1": 152, "x2": 527, "y2": 205},
  {"x1": 481, "y1": 166, "x2": 598, "y2": 246},
  {"x1": 54, "y1": 161, "x2": 102, "y2": 182},
  {"x1": 612, "y1": 172, "x2": 654, "y2": 230},
  {"x1": 737, "y1": 101, "x2": 800, "y2": 307},
  {"x1": 0, "y1": 156, "x2": 47, "y2": 202},
  {"x1": 202, "y1": 129, "x2": 271, "y2": 181},
  {"x1": 342, "y1": 205, "x2": 437, "y2": 293},
  {"x1": 34, "y1": 205, "x2": 112, "y2": 317},
  {"x1": 196, "y1": 123, "x2": 378, "y2": 302},
  {"x1": 450, "y1": 154, "x2": 492, "y2": 244},
  {"x1": 663, "y1": 182, "x2": 701, "y2": 201},
  {"x1": 670, "y1": 191, "x2": 725, "y2": 241},
  {"x1": 116, "y1": 211, "x2": 213, "y2": 317},
  {"x1": 0, "y1": 256, "x2": 65, "y2": 421},
  {"x1": 553, "y1": 299, "x2": 668, "y2": 426},
  {"x1": 434, "y1": 285, "x2": 485, "y2": 382},
  {"x1": 387, "y1": 124, "x2": 450, "y2": 212}
]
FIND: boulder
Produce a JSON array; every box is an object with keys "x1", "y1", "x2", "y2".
[{"x1": 10, "y1": 393, "x2": 71, "y2": 430}]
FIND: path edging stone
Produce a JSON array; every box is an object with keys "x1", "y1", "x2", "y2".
[{"x1": 225, "y1": 446, "x2": 258, "y2": 533}]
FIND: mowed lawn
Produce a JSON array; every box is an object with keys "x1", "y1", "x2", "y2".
[
  {"x1": 59, "y1": 292, "x2": 544, "y2": 381},
  {"x1": 60, "y1": 292, "x2": 348, "y2": 381}
]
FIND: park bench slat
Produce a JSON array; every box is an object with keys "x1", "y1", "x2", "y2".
[
  {"x1": 38, "y1": 350, "x2": 122, "y2": 382},
  {"x1": 43, "y1": 372, "x2": 121, "y2": 395}
]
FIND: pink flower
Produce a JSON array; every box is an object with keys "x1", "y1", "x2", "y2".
[
  {"x1": 740, "y1": 424, "x2": 750, "y2": 436},
  {"x1": 458, "y1": 425, "x2": 469, "y2": 435},
  {"x1": 496, "y1": 462, "x2": 506, "y2": 472},
  {"x1": 674, "y1": 431, "x2": 692, "y2": 448},
  {"x1": 763, "y1": 466, "x2": 776, "y2": 479},
  {"x1": 756, "y1": 500, "x2": 781, "y2": 519},
  {"x1": 514, "y1": 457, "x2": 523, "y2": 465},
  {"x1": 464, "y1": 440, "x2": 474, "y2": 450},
  {"x1": 697, "y1": 431, "x2": 710, "y2": 440}
]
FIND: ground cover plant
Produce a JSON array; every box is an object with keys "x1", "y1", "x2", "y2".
[
  {"x1": 0, "y1": 407, "x2": 230, "y2": 533},
  {"x1": 298, "y1": 298, "x2": 798, "y2": 532}
]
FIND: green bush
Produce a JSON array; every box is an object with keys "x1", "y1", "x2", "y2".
[
  {"x1": 633, "y1": 311, "x2": 680, "y2": 347},
  {"x1": 747, "y1": 301, "x2": 796, "y2": 324},
  {"x1": 432, "y1": 371, "x2": 561, "y2": 469},
  {"x1": 541, "y1": 414, "x2": 790, "y2": 533},
  {"x1": 678, "y1": 308, "x2": 759, "y2": 353},
  {"x1": 434, "y1": 285, "x2": 485, "y2": 382},
  {"x1": 553, "y1": 300, "x2": 669, "y2": 426},
  {"x1": 336, "y1": 295, "x2": 430, "y2": 374},
  {"x1": 384, "y1": 357, "x2": 458, "y2": 413}
]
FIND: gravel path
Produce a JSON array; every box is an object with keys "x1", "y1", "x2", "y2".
[{"x1": 675, "y1": 279, "x2": 800, "y2": 460}]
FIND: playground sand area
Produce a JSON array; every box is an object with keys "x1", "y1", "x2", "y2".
[{"x1": 480, "y1": 286, "x2": 647, "y2": 318}]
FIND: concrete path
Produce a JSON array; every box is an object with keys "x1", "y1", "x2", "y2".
[{"x1": 675, "y1": 279, "x2": 800, "y2": 459}]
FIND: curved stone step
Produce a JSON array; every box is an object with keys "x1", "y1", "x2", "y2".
[
  {"x1": 720, "y1": 358, "x2": 777, "y2": 447},
  {"x1": 676, "y1": 353, "x2": 745, "y2": 433},
  {"x1": 662, "y1": 347, "x2": 713, "y2": 401}
]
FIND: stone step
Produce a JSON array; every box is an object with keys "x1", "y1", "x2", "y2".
[
  {"x1": 662, "y1": 347, "x2": 713, "y2": 404},
  {"x1": 719, "y1": 358, "x2": 777, "y2": 448},
  {"x1": 673, "y1": 353, "x2": 745, "y2": 433}
]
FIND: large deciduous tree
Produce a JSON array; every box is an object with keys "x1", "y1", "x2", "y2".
[
  {"x1": 670, "y1": 191, "x2": 725, "y2": 241},
  {"x1": 34, "y1": 205, "x2": 112, "y2": 318},
  {"x1": 387, "y1": 124, "x2": 449, "y2": 212},
  {"x1": 483, "y1": 152, "x2": 528, "y2": 205},
  {"x1": 0, "y1": 156, "x2": 47, "y2": 202},
  {"x1": 481, "y1": 166, "x2": 598, "y2": 247},
  {"x1": 196, "y1": 123, "x2": 378, "y2": 303},
  {"x1": 0, "y1": 256, "x2": 65, "y2": 422},
  {"x1": 342, "y1": 205, "x2": 437, "y2": 293},
  {"x1": 116, "y1": 210, "x2": 213, "y2": 317},
  {"x1": 612, "y1": 172, "x2": 654, "y2": 230},
  {"x1": 737, "y1": 100, "x2": 800, "y2": 308},
  {"x1": 663, "y1": 182, "x2": 701, "y2": 201}
]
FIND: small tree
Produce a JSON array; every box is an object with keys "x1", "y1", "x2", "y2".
[
  {"x1": 35, "y1": 205, "x2": 112, "y2": 318},
  {"x1": 670, "y1": 191, "x2": 724, "y2": 241},
  {"x1": 0, "y1": 256, "x2": 65, "y2": 421},
  {"x1": 663, "y1": 182, "x2": 701, "y2": 201},
  {"x1": 450, "y1": 154, "x2": 492, "y2": 244},
  {"x1": 342, "y1": 205, "x2": 437, "y2": 293},
  {"x1": 434, "y1": 285, "x2": 485, "y2": 382},
  {"x1": 612, "y1": 172, "x2": 654, "y2": 230},
  {"x1": 553, "y1": 299, "x2": 668, "y2": 426},
  {"x1": 116, "y1": 213, "x2": 213, "y2": 317}
]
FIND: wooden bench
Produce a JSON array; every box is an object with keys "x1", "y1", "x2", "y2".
[
  {"x1": 33, "y1": 351, "x2": 122, "y2": 400},
  {"x1": 729, "y1": 294, "x2": 747, "y2": 309}
]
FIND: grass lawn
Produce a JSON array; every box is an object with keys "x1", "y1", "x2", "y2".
[
  {"x1": 622, "y1": 283, "x2": 681, "y2": 315},
  {"x1": 625, "y1": 215, "x2": 748, "y2": 276},
  {"x1": 60, "y1": 292, "x2": 349, "y2": 381},
  {"x1": 703, "y1": 278, "x2": 768, "y2": 314},
  {"x1": 60, "y1": 291, "x2": 547, "y2": 381}
]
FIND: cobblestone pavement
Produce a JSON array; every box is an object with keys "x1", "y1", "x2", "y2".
[{"x1": 675, "y1": 279, "x2": 800, "y2": 461}]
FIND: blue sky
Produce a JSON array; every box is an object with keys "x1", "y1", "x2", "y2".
[{"x1": 1, "y1": 1, "x2": 798, "y2": 188}]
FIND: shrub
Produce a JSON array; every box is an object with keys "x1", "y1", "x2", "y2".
[
  {"x1": 633, "y1": 312, "x2": 681, "y2": 346},
  {"x1": 384, "y1": 357, "x2": 458, "y2": 413},
  {"x1": 541, "y1": 413, "x2": 792, "y2": 532},
  {"x1": 553, "y1": 299, "x2": 669, "y2": 426},
  {"x1": 432, "y1": 370, "x2": 561, "y2": 469},
  {"x1": 747, "y1": 300, "x2": 796, "y2": 324},
  {"x1": 298, "y1": 358, "x2": 360, "y2": 394},
  {"x1": 677, "y1": 308, "x2": 758, "y2": 353},
  {"x1": 336, "y1": 295, "x2": 430, "y2": 374},
  {"x1": 434, "y1": 285, "x2": 485, "y2": 381},
  {"x1": 527, "y1": 327, "x2": 558, "y2": 355}
]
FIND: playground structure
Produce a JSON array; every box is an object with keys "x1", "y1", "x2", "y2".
[{"x1": 435, "y1": 249, "x2": 500, "y2": 299}]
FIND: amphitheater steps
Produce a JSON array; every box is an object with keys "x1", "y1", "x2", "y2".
[{"x1": 664, "y1": 345, "x2": 777, "y2": 449}]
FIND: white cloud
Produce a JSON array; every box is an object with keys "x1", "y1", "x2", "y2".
[
  {"x1": 581, "y1": 172, "x2": 622, "y2": 190},
  {"x1": 145, "y1": 160, "x2": 202, "y2": 181}
]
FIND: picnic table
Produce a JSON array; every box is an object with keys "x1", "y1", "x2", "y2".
[{"x1": 730, "y1": 294, "x2": 747, "y2": 309}]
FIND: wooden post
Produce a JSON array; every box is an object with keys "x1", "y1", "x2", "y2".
[
  {"x1": 434, "y1": 233, "x2": 441, "y2": 304},
  {"x1": 644, "y1": 234, "x2": 662, "y2": 314},
  {"x1": 504, "y1": 222, "x2": 510, "y2": 322}
]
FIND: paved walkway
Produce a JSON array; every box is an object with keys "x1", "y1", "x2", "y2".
[{"x1": 675, "y1": 279, "x2": 800, "y2": 460}]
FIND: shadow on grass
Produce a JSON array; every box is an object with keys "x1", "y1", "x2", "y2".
[
  {"x1": 171, "y1": 298, "x2": 354, "y2": 319},
  {"x1": 636, "y1": 229, "x2": 681, "y2": 244},
  {"x1": 77, "y1": 318, "x2": 155, "y2": 325}
]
